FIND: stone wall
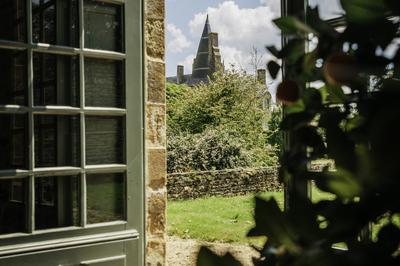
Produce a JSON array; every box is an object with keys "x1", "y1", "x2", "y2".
[
  {"x1": 167, "y1": 168, "x2": 283, "y2": 200},
  {"x1": 144, "y1": 0, "x2": 167, "y2": 265}
]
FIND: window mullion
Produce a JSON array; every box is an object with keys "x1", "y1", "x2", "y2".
[
  {"x1": 27, "y1": 0, "x2": 35, "y2": 234},
  {"x1": 79, "y1": 0, "x2": 87, "y2": 228}
]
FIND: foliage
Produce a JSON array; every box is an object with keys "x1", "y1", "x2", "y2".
[
  {"x1": 199, "y1": 1, "x2": 400, "y2": 265},
  {"x1": 266, "y1": 106, "x2": 283, "y2": 155},
  {"x1": 167, "y1": 70, "x2": 278, "y2": 173},
  {"x1": 167, "y1": 129, "x2": 252, "y2": 173}
]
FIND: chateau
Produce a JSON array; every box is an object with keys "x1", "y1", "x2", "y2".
[{"x1": 167, "y1": 15, "x2": 224, "y2": 85}]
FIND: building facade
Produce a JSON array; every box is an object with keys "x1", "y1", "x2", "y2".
[
  {"x1": 0, "y1": 0, "x2": 167, "y2": 265},
  {"x1": 167, "y1": 15, "x2": 224, "y2": 86}
]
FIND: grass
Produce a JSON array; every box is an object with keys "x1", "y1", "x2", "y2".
[
  {"x1": 167, "y1": 186, "x2": 334, "y2": 245},
  {"x1": 168, "y1": 186, "x2": 400, "y2": 246}
]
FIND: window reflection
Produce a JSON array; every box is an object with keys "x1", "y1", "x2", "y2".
[
  {"x1": 86, "y1": 116, "x2": 124, "y2": 165},
  {"x1": 0, "y1": 49, "x2": 27, "y2": 106},
  {"x1": 0, "y1": 0, "x2": 26, "y2": 42},
  {"x1": 87, "y1": 173, "x2": 125, "y2": 224},
  {"x1": 34, "y1": 115, "x2": 80, "y2": 168},
  {"x1": 0, "y1": 114, "x2": 28, "y2": 170},
  {"x1": 85, "y1": 58, "x2": 124, "y2": 108},
  {"x1": 84, "y1": 0, "x2": 123, "y2": 52},
  {"x1": 0, "y1": 178, "x2": 27, "y2": 234},
  {"x1": 35, "y1": 175, "x2": 79, "y2": 230},
  {"x1": 32, "y1": 0, "x2": 79, "y2": 47},
  {"x1": 33, "y1": 53, "x2": 79, "y2": 106}
]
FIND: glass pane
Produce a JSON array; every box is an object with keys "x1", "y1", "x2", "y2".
[
  {"x1": 308, "y1": 0, "x2": 344, "y2": 20},
  {"x1": 34, "y1": 115, "x2": 80, "y2": 168},
  {"x1": 87, "y1": 173, "x2": 125, "y2": 224},
  {"x1": 86, "y1": 116, "x2": 124, "y2": 165},
  {"x1": 84, "y1": 0, "x2": 123, "y2": 52},
  {"x1": 0, "y1": 114, "x2": 28, "y2": 170},
  {"x1": 0, "y1": 49, "x2": 27, "y2": 106},
  {"x1": 0, "y1": 178, "x2": 27, "y2": 234},
  {"x1": 33, "y1": 53, "x2": 79, "y2": 106},
  {"x1": 35, "y1": 175, "x2": 79, "y2": 230},
  {"x1": 32, "y1": 0, "x2": 79, "y2": 47},
  {"x1": 84, "y1": 58, "x2": 124, "y2": 108},
  {"x1": 0, "y1": 0, "x2": 26, "y2": 42}
]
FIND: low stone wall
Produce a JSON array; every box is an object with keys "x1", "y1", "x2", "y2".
[{"x1": 167, "y1": 167, "x2": 282, "y2": 200}]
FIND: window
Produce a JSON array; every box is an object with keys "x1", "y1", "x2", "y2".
[{"x1": 0, "y1": 0, "x2": 141, "y2": 239}]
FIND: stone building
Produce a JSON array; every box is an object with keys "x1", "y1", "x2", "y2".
[
  {"x1": 167, "y1": 15, "x2": 224, "y2": 86},
  {"x1": 0, "y1": 0, "x2": 167, "y2": 265}
]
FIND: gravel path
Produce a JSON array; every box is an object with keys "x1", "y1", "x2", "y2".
[{"x1": 167, "y1": 237, "x2": 258, "y2": 266}]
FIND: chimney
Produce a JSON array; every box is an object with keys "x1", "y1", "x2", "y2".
[
  {"x1": 177, "y1": 65, "x2": 184, "y2": 84},
  {"x1": 257, "y1": 69, "x2": 266, "y2": 85},
  {"x1": 208, "y1": 32, "x2": 219, "y2": 49}
]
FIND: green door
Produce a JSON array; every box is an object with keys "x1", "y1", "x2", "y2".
[{"x1": 0, "y1": 0, "x2": 144, "y2": 265}]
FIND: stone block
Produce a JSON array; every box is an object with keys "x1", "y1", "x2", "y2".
[
  {"x1": 146, "y1": 239, "x2": 166, "y2": 266},
  {"x1": 147, "y1": 191, "x2": 166, "y2": 236},
  {"x1": 146, "y1": 104, "x2": 166, "y2": 147},
  {"x1": 145, "y1": 19, "x2": 165, "y2": 59},
  {"x1": 145, "y1": 0, "x2": 165, "y2": 20},
  {"x1": 148, "y1": 148, "x2": 166, "y2": 189},
  {"x1": 147, "y1": 60, "x2": 165, "y2": 103}
]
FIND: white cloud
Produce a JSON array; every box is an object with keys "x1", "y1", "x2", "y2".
[
  {"x1": 167, "y1": 23, "x2": 192, "y2": 53},
  {"x1": 188, "y1": 1, "x2": 281, "y2": 74},
  {"x1": 260, "y1": 0, "x2": 281, "y2": 14},
  {"x1": 178, "y1": 53, "x2": 195, "y2": 74}
]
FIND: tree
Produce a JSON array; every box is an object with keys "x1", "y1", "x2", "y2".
[
  {"x1": 249, "y1": 46, "x2": 265, "y2": 76},
  {"x1": 167, "y1": 70, "x2": 278, "y2": 172},
  {"x1": 198, "y1": 1, "x2": 400, "y2": 265}
]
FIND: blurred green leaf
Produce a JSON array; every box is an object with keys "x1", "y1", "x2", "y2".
[
  {"x1": 273, "y1": 16, "x2": 318, "y2": 36},
  {"x1": 317, "y1": 168, "x2": 362, "y2": 199},
  {"x1": 340, "y1": 0, "x2": 388, "y2": 23}
]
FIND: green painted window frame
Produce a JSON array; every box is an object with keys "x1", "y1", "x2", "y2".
[
  {"x1": 281, "y1": 0, "x2": 372, "y2": 242},
  {"x1": 0, "y1": 0, "x2": 144, "y2": 254}
]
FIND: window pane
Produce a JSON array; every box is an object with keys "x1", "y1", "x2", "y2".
[
  {"x1": 87, "y1": 173, "x2": 125, "y2": 224},
  {"x1": 308, "y1": 0, "x2": 344, "y2": 20},
  {"x1": 86, "y1": 116, "x2": 124, "y2": 165},
  {"x1": 35, "y1": 175, "x2": 79, "y2": 230},
  {"x1": 32, "y1": 0, "x2": 79, "y2": 47},
  {"x1": 84, "y1": 0, "x2": 123, "y2": 52},
  {"x1": 0, "y1": 49, "x2": 27, "y2": 106},
  {"x1": 33, "y1": 53, "x2": 79, "y2": 106},
  {"x1": 0, "y1": 178, "x2": 27, "y2": 234},
  {"x1": 0, "y1": 0, "x2": 26, "y2": 42},
  {"x1": 0, "y1": 114, "x2": 28, "y2": 170},
  {"x1": 85, "y1": 58, "x2": 124, "y2": 108},
  {"x1": 35, "y1": 115, "x2": 80, "y2": 168}
]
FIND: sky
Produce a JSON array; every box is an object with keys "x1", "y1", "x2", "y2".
[
  {"x1": 166, "y1": 0, "x2": 344, "y2": 93},
  {"x1": 166, "y1": 0, "x2": 282, "y2": 77}
]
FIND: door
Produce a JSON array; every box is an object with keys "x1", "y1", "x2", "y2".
[{"x1": 0, "y1": 0, "x2": 144, "y2": 265}]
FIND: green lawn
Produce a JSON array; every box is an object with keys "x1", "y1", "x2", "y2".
[
  {"x1": 167, "y1": 186, "x2": 334, "y2": 244},
  {"x1": 168, "y1": 187, "x2": 400, "y2": 245}
]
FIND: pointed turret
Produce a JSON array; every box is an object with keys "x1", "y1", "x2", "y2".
[
  {"x1": 201, "y1": 14, "x2": 211, "y2": 37},
  {"x1": 191, "y1": 15, "x2": 223, "y2": 81}
]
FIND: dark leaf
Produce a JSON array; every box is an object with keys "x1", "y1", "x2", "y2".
[
  {"x1": 248, "y1": 197, "x2": 300, "y2": 253},
  {"x1": 280, "y1": 112, "x2": 314, "y2": 131},
  {"x1": 267, "y1": 61, "x2": 281, "y2": 79},
  {"x1": 267, "y1": 46, "x2": 280, "y2": 58},
  {"x1": 197, "y1": 247, "x2": 242, "y2": 266}
]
